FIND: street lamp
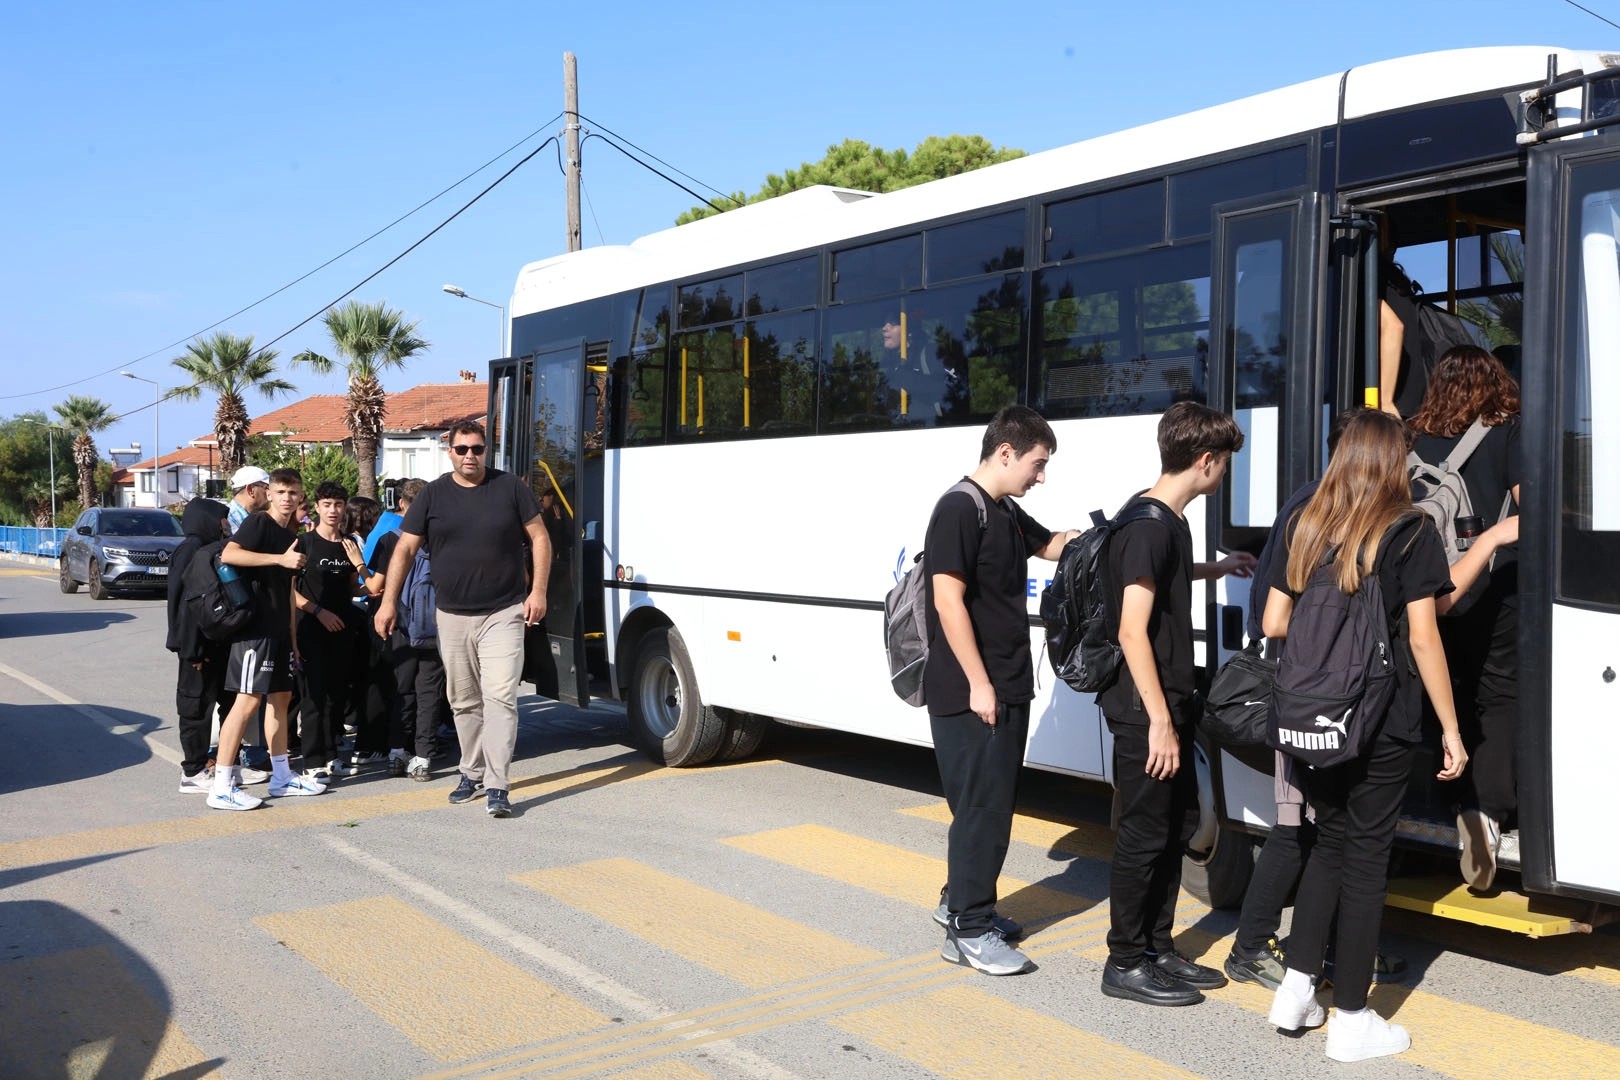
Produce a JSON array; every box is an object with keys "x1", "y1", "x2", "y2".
[
  {"x1": 121, "y1": 371, "x2": 160, "y2": 508},
  {"x1": 21, "y1": 418, "x2": 58, "y2": 526},
  {"x1": 442, "y1": 283, "x2": 507, "y2": 358}
]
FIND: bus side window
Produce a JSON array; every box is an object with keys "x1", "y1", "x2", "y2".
[{"x1": 615, "y1": 350, "x2": 666, "y2": 447}]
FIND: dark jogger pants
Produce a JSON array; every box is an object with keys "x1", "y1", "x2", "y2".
[
  {"x1": 176, "y1": 650, "x2": 230, "y2": 777},
  {"x1": 930, "y1": 703, "x2": 1030, "y2": 938},
  {"x1": 1106, "y1": 720, "x2": 1198, "y2": 968}
]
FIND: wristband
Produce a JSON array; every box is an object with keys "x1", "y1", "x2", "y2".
[{"x1": 313, "y1": 603, "x2": 323, "y2": 616}]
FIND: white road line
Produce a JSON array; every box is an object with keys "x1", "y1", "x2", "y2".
[
  {"x1": 321, "y1": 834, "x2": 800, "y2": 1080},
  {"x1": 0, "y1": 661, "x2": 183, "y2": 766}
]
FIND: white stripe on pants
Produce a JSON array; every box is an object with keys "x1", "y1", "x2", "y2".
[{"x1": 435, "y1": 603, "x2": 525, "y2": 792}]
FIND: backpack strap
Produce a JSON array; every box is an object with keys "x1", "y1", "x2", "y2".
[
  {"x1": 1440, "y1": 418, "x2": 1492, "y2": 474},
  {"x1": 945, "y1": 479, "x2": 988, "y2": 531}
]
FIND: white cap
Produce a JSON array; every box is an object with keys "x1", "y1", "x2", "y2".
[{"x1": 230, "y1": 465, "x2": 271, "y2": 490}]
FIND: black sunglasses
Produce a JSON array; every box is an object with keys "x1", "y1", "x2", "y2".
[{"x1": 450, "y1": 444, "x2": 486, "y2": 456}]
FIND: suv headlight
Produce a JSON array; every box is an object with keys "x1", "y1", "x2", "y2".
[{"x1": 102, "y1": 546, "x2": 131, "y2": 560}]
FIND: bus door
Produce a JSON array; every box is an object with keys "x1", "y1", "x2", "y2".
[
  {"x1": 525, "y1": 341, "x2": 591, "y2": 708},
  {"x1": 1203, "y1": 193, "x2": 1320, "y2": 833},
  {"x1": 489, "y1": 358, "x2": 525, "y2": 477},
  {"x1": 1517, "y1": 128, "x2": 1620, "y2": 906}
]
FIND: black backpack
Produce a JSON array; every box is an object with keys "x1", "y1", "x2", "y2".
[
  {"x1": 182, "y1": 538, "x2": 256, "y2": 642},
  {"x1": 1204, "y1": 641, "x2": 1277, "y2": 747},
  {"x1": 1266, "y1": 543, "x2": 1399, "y2": 768},
  {"x1": 1040, "y1": 498, "x2": 1177, "y2": 694},
  {"x1": 883, "y1": 481, "x2": 986, "y2": 706}
]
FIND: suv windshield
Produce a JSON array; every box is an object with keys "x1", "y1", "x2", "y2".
[{"x1": 100, "y1": 511, "x2": 183, "y2": 537}]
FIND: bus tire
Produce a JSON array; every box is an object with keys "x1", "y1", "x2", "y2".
[
  {"x1": 713, "y1": 708, "x2": 771, "y2": 762},
  {"x1": 1182, "y1": 827, "x2": 1257, "y2": 910},
  {"x1": 627, "y1": 626, "x2": 725, "y2": 767}
]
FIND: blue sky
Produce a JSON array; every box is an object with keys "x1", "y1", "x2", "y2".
[{"x1": 2, "y1": 1, "x2": 1614, "y2": 461}]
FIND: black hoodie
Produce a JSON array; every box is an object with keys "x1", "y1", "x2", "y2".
[{"x1": 166, "y1": 499, "x2": 229, "y2": 660}]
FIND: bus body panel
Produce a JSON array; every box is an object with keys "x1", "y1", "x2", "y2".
[{"x1": 1550, "y1": 604, "x2": 1620, "y2": 894}]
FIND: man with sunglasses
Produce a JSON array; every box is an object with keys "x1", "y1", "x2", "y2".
[{"x1": 375, "y1": 422, "x2": 551, "y2": 819}]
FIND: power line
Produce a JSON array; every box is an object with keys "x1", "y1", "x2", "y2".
[
  {"x1": 94, "y1": 136, "x2": 560, "y2": 434},
  {"x1": 4, "y1": 116, "x2": 564, "y2": 402},
  {"x1": 1562, "y1": 0, "x2": 1620, "y2": 31},
  {"x1": 577, "y1": 112, "x2": 742, "y2": 207},
  {"x1": 581, "y1": 132, "x2": 731, "y2": 216}
]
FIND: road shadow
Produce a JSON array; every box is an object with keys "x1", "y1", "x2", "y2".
[
  {"x1": 0, "y1": 899, "x2": 225, "y2": 1078},
  {"x1": 0, "y1": 850, "x2": 148, "y2": 893},
  {"x1": 0, "y1": 609, "x2": 137, "y2": 638},
  {"x1": 0, "y1": 704, "x2": 160, "y2": 795}
]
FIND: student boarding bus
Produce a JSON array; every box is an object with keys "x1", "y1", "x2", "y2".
[{"x1": 491, "y1": 46, "x2": 1620, "y2": 936}]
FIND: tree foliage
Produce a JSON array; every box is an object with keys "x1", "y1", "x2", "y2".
[
  {"x1": 52, "y1": 395, "x2": 115, "y2": 512},
  {"x1": 0, "y1": 413, "x2": 74, "y2": 526},
  {"x1": 170, "y1": 332, "x2": 296, "y2": 473},
  {"x1": 676, "y1": 135, "x2": 1026, "y2": 225},
  {"x1": 293, "y1": 300, "x2": 428, "y2": 499}
]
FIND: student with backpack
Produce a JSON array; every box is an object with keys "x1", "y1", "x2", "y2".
[
  {"x1": 369, "y1": 478, "x2": 446, "y2": 781},
  {"x1": 925, "y1": 406, "x2": 1077, "y2": 976},
  {"x1": 167, "y1": 498, "x2": 234, "y2": 794},
  {"x1": 1408, "y1": 346, "x2": 1522, "y2": 891},
  {"x1": 1261, "y1": 410, "x2": 1468, "y2": 1063},
  {"x1": 1097, "y1": 402, "x2": 1255, "y2": 1007}
]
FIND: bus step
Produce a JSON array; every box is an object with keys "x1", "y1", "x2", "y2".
[{"x1": 1385, "y1": 875, "x2": 1597, "y2": 937}]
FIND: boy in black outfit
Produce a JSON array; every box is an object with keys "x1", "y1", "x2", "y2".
[
  {"x1": 1100, "y1": 402, "x2": 1254, "y2": 1005},
  {"x1": 927, "y1": 405, "x2": 1077, "y2": 976}
]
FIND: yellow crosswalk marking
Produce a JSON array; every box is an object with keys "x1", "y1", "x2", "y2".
[
  {"x1": 0, "y1": 945, "x2": 218, "y2": 1078},
  {"x1": 1104, "y1": 927, "x2": 1620, "y2": 1080},
  {"x1": 722, "y1": 823, "x2": 1096, "y2": 930},
  {"x1": 900, "y1": 801, "x2": 1116, "y2": 862},
  {"x1": 836, "y1": 983, "x2": 1205, "y2": 1079},
  {"x1": 515, "y1": 857, "x2": 884, "y2": 988},
  {"x1": 605, "y1": 1061, "x2": 713, "y2": 1078},
  {"x1": 256, "y1": 896, "x2": 607, "y2": 1062}
]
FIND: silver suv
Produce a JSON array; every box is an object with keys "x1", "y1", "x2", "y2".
[{"x1": 59, "y1": 507, "x2": 184, "y2": 599}]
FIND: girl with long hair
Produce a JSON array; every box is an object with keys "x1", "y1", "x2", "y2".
[
  {"x1": 1260, "y1": 409, "x2": 1469, "y2": 1063},
  {"x1": 1409, "y1": 346, "x2": 1522, "y2": 891}
]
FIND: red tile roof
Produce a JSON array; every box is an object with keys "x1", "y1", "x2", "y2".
[
  {"x1": 112, "y1": 445, "x2": 221, "y2": 486},
  {"x1": 246, "y1": 394, "x2": 353, "y2": 444},
  {"x1": 384, "y1": 382, "x2": 487, "y2": 433}
]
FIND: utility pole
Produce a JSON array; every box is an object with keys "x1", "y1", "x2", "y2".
[{"x1": 564, "y1": 51, "x2": 582, "y2": 253}]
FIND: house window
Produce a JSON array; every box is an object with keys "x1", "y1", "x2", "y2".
[
  {"x1": 140, "y1": 473, "x2": 154, "y2": 494},
  {"x1": 168, "y1": 468, "x2": 180, "y2": 493}
]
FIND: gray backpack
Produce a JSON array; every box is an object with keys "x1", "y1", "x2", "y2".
[
  {"x1": 1408, "y1": 418, "x2": 1512, "y2": 569},
  {"x1": 883, "y1": 481, "x2": 986, "y2": 707}
]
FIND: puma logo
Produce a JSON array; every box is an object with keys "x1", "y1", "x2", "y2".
[{"x1": 1314, "y1": 710, "x2": 1351, "y2": 738}]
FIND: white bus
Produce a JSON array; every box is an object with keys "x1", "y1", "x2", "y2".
[{"x1": 491, "y1": 46, "x2": 1620, "y2": 934}]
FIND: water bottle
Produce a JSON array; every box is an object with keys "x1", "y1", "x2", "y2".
[
  {"x1": 1454, "y1": 515, "x2": 1484, "y2": 552},
  {"x1": 215, "y1": 560, "x2": 252, "y2": 608}
]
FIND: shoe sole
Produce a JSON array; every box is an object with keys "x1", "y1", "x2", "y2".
[
  {"x1": 1099, "y1": 981, "x2": 1203, "y2": 1006},
  {"x1": 1267, "y1": 996, "x2": 1326, "y2": 1030},
  {"x1": 488, "y1": 806, "x2": 511, "y2": 818},
  {"x1": 1326, "y1": 1031, "x2": 1411, "y2": 1062},
  {"x1": 409, "y1": 772, "x2": 431, "y2": 782},
  {"x1": 269, "y1": 786, "x2": 325, "y2": 797},
  {"x1": 449, "y1": 790, "x2": 485, "y2": 804},
  {"x1": 1224, "y1": 960, "x2": 1282, "y2": 991},
  {"x1": 205, "y1": 797, "x2": 262, "y2": 811}
]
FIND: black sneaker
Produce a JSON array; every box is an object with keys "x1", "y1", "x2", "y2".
[
  {"x1": 1149, "y1": 949, "x2": 1228, "y2": 990},
  {"x1": 486, "y1": 789, "x2": 511, "y2": 818},
  {"x1": 1225, "y1": 938, "x2": 1287, "y2": 990},
  {"x1": 1101, "y1": 960, "x2": 1204, "y2": 1006},
  {"x1": 448, "y1": 776, "x2": 485, "y2": 804}
]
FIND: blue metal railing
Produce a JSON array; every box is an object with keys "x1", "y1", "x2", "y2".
[{"x1": 0, "y1": 526, "x2": 70, "y2": 558}]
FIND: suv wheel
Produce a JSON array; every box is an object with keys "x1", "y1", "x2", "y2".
[
  {"x1": 58, "y1": 557, "x2": 80, "y2": 594},
  {"x1": 88, "y1": 561, "x2": 112, "y2": 601}
]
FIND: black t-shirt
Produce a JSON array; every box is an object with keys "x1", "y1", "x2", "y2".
[
  {"x1": 399, "y1": 469, "x2": 542, "y2": 616},
  {"x1": 367, "y1": 529, "x2": 400, "y2": 615},
  {"x1": 1248, "y1": 480, "x2": 1319, "y2": 643},
  {"x1": 1269, "y1": 513, "x2": 1453, "y2": 742},
  {"x1": 1412, "y1": 419, "x2": 1521, "y2": 605},
  {"x1": 921, "y1": 479, "x2": 1052, "y2": 715},
  {"x1": 1098, "y1": 496, "x2": 1197, "y2": 725},
  {"x1": 297, "y1": 530, "x2": 362, "y2": 627},
  {"x1": 231, "y1": 511, "x2": 299, "y2": 640}
]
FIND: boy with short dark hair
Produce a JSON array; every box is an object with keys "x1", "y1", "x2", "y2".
[
  {"x1": 928, "y1": 405, "x2": 1077, "y2": 976},
  {"x1": 1100, "y1": 401, "x2": 1254, "y2": 1005},
  {"x1": 208, "y1": 468, "x2": 327, "y2": 810}
]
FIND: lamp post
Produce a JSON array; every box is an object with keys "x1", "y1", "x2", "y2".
[
  {"x1": 121, "y1": 371, "x2": 161, "y2": 508},
  {"x1": 22, "y1": 418, "x2": 58, "y2": 526},
  {"x1": 442, "y1": 284, "x2": 507, "y2": 358}
]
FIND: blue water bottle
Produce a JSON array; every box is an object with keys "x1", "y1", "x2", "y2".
[{"x1": 216, "y1": 560, "x2": 252, "y2": 608}]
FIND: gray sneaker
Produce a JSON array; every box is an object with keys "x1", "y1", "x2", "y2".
[
  {"x1": 942, "y1": 929, "x2": 1033, "y2": 976},
  {"x1": 933, "y1": 902, "x2": 1024, "y2": 941}
]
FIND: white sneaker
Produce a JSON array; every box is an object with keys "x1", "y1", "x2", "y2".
[
  {"x1": 407, "y1": 756, "x2": 431, "y2": 782},
  {"x1": 941, "y1": 929, "x2": 1033, "y2": 976},
  {"x1": 269, "y1": 773, "x2": 327, "y2": 797},
  {"x1": 178, "y1": 768, "x2": 213, "y2": 794},
  {"x1": 237, "y1": 765, "x2": 271, "y2": 785},
  {"x1": 1268, "y1": 980, "x2": 1326, "y2": 1030},
  {"x1": 324, "y1": 758, "x2": 352, "y2": 778},
  {"x1": 1325, "y1": 1009, "x2": 1411, "y2": 1062},
  {"x1": 206, "y1": 785, "x2": 264, "y2": 811}
]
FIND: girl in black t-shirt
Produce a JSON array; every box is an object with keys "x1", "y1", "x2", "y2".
[
  {"x1": 1260, "y1": 410, "x2": 1468, "y2": 1064},
  {"x1": 1408, "y1": 346, "x2": 1523, "y2": 891}
]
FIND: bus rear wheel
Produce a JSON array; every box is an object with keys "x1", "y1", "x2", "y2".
[
  {"x1": 627, "y1": 626, "x2": 725, "y2": 767},
  {"x1": 1182, "y1": 826, "x2": 1258, "y2": 910},
  {"x1": 714, "y1": 708, "x2": 771, "y2": 762}
]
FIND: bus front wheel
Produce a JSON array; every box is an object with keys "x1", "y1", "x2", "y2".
[
  {"x1": 1182, "y1": 827, "x2": 1257, "y2": 910},
  {"x1": 627, "y1": 626, "x2": 726, "y2": 767}
]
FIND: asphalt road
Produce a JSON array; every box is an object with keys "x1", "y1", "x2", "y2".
[{"x1": 3, "y1": 557, "x2": 1619, "y2": 1080}]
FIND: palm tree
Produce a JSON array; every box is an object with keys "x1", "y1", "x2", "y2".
[
  {"x1": 53, "y1": 395, "x2": 115, "y2": 510},
  {"x1": 292, "y1": 300, "x2": 429, "y2": 498},
  {"x1": 169, "y1": 331, "x2": 296, "y2": 473}
]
